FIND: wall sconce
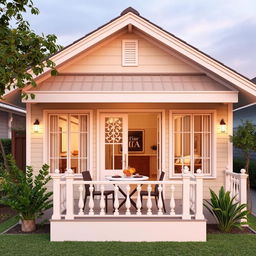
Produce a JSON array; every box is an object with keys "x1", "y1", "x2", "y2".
[
  {"x1": 220, "y1": 119, "x2": 227, "y2": 133},
  {"x1": 33, "y1": 119, "x2": 40, "y2": 133}
]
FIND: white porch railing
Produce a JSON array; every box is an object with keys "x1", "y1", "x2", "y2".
[
  {"x1": 225, "y1": 168, "x2": 248, "y2": 205},
  {"x1": 51, "y1": 169, "x2": 205, "y2": 221}
]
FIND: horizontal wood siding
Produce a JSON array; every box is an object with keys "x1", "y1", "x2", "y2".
[
  {"x1": 61, "y1": 33, "x2": 199, "y2": 74},
  {"x1": 0, "y1": 111, "x2": 8, "y2": 138}
]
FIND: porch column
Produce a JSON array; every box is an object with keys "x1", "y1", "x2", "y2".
[
  {"x1": 52, "y1": 169, "x2": 61, "y2": 220},
  {"x1": 182, "y1": 167, "x2": 191, "y2": 220},
  {"x1": 65, "y1": 169, "x2": 74, "y2": 220},
  {"x1": 195, "y1": 169, "x2": 204, "y2": 220},
  {"x1": 239, "y1": 169, "x2": 248, "y2": 205}
]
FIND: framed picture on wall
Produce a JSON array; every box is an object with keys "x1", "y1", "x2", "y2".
[{"x1": 128, "y1": 130, "x2": 144, "y2": 153}]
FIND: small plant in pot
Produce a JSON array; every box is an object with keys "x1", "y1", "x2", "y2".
[
  {"x1": 204, "y1": 186, "x2": 249, "y2": 233},
  {"x1": 0, "y1": 155, "x2": 53, "y2": 232}
]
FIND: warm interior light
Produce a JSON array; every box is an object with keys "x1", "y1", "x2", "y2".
[
  {"x1": 220, "y1": 119, "x2": 227, "y2": 133},
  {"x1": 33, "y1": 119, "x2": 40, "y2": 133}
]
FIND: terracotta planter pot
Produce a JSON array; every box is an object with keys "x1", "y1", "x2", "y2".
[{"x1": 21, "y1": 219, "x2": 36, "y2": 232}]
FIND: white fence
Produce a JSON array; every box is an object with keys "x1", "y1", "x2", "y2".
[
  {"x1": 51, "y1": 169, "x2": 205, "y2": 221},
  {"x1": 225, "y1": 168, "x2": 248, "y2": 205}
]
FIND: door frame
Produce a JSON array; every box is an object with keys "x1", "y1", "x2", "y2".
[{"x1": 97, "y1": 109, "x2": 166, "y2": 180}]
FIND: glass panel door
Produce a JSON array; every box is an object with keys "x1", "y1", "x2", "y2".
[{"x1": 100, "y1": 114, "x2": 128, "y2": 179}]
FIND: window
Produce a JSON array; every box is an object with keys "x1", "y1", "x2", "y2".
[
  {"x1": 172, "y1": 113, "x2": 213, "y2": 176},
  {"x1": 48, "y1": 113, "x2": 89, "y2": 173},
  {"x1": 122, "y1": 40, "x2": 138, "y2": 66}
]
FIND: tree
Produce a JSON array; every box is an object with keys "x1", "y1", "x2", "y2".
[
  {"x1": 230, "y1": 120, "x2": 256, "y2": 173},
  {"x1": 0, "y1": 1, "x2": 61, "y2": 167},
  {"x1": 0, "y1": 0, "x2": 61, "y2": 98}
]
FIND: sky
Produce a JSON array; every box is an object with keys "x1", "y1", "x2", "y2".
[{"x1": 25, "y1": 0, "x2": 256, "y2": 79}]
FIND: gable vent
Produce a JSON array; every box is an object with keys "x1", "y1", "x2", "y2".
[{"x1": 122, "y1": 40, "x2": 138, "y2": 66}]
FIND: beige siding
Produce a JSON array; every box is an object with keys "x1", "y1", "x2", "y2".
[
  {"x1": 30, "y1": 103, "x2": 230, "y2": 198},
  {"x1": 61, "y1": 33, "x2": 199, "y2": 74},
  {"x1": 0, "y1": 111, "x2": 8, "y2": 138}
]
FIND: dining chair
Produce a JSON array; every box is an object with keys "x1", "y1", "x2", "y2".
[
  {"x1": 140, "y1": 171, "x2": 166, "y2": 213},
  {"x1": 82, "y1": 171, "x2": 114, "y2": 213}
]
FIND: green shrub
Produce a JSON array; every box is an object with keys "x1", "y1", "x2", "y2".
[
  {"x1": 0, "y1": 155, "x2": 52, "y2": 220},
  {"x1": 233, "y1": 158, "x2": 256, "y2": 189},
  {"x1": 204, "y1": 186, "x2": 249, "y2": 233},
  {"x1": 0, "y1": 138, "x2": 11, "y2": 164}
]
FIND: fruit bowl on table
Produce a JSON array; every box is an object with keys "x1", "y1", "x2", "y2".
[{"x1": 123, "y1": 167, "x2": 136, "y2": 177}]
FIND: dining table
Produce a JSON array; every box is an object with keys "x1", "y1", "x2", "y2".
[{"x1": 105, "y1": 175, "x2": 149, "y2": 209}]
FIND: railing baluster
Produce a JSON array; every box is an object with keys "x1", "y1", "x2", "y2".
[
  {"x1": 157, "y1": 184, "x2": 163, "y2": 215},
  {"x1": 88, "y1": 184, "x2": 94, "y2": 216},
  {"x1": 114, "y1": 185, "x2": 119, "y2": 216},
  {"x1": 78, "y1": 185, "x2": 84, "y2": 216},
  {"x1": 136, "y1": 185, "x2": 142, "y2": 216},
  {"x1": 100, "y1": 185, "x2": 105, "y2": 216},
  {"x1": 147, "y1": 184, "x2": 152, "y2": 215},
  {"x1": 125, "y1": 184, "x2": 131, "y2": 215},
  {"x1": 170, "y1": 185, "x2": 176, "y2": 216}
]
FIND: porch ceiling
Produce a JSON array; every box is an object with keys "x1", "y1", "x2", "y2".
[{"x1": 25, "y1": 74, "x2": 238, "y2": 103}]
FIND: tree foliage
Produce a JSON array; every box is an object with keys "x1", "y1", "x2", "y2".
[
  {"x1": 0, "y1": 155, "x2": 53, "y2": 220},
  {"x1": 0, "y1": 0, "x2": 61, "y2": 98},
  {"x1": 230, "y1": 120, "x2": 256, "y2": 172}
]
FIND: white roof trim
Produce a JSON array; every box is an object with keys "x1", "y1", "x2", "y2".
[
  {"x1": 0, "y1": 102, "x2": 26, "y2": 114},
  {"x1": 24, "y1": 12, "x2": 256, "y2": 99},
  {"x1": 23, "y1": 91, "x2": 238, "y2": 103},
  {"x1": 233, "y1": 102, "x2": 256, "y2": 112}
]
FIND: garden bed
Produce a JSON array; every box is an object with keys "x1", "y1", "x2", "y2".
[
  {"x1": 4, "y1": 223, "x2": 254, "y2": 235},
  {"x1": 0, "y1": 206, "x2": 16, "y2": 224}
]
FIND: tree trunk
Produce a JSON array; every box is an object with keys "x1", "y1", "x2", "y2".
[
  {"x1": 0, "y1": 139, "x2": 9, "y2": 171},
  {"x1": 21, "y1": 219, "x2": 36, "y2": 232}
]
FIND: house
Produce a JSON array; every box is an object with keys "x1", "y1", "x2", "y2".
[
  {"x1": 233, "y1": 77, "x2": 256, "y2": 160},
  {"x1": 0, "y1": 89, "x2": 26, "y2": 139},
  {"x1": 0, "y1": 90, "x2": 26, "y2": 170},
  {"x1": 20, "y1": 7, "x2": 255, "y2": 241}
]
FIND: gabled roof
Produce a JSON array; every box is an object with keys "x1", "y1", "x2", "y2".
[{"x1": 23, "y1": 7, "x2": 256, "y2": 106}]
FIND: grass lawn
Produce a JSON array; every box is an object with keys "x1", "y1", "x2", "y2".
[
  {"x1": 0, "y1": 215, "x2": 18, "y2": 233},
  {"x1": 248, "y1": 213, "x2": 256, "y2": 231},
  {"x1": 0, "y1": 234, "x2": 256, "y2": 256}
]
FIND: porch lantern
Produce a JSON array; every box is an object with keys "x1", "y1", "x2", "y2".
[
  {"x1": 220, "y1": 119, "x2": 227, "y2": 133},
  {"x1": 33, "y1": 119, "x2": 40, "y2": 133}
]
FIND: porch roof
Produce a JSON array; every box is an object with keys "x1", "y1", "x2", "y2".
[
  {"x1": 29, "y1": 74, "x2": 233, "y2": 92},
  {"x1": 25, "y1": 74, "x2": 238, "y2": 103}
]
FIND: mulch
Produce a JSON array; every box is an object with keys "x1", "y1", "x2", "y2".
[
  {"x1": 207, "y1": 224, "x2": 254, "y2": 234},
  {"x1": 5, "y1": 224, "x2": 50, "y2": 234},
  {"x1": 0, "y1": 205, "x2": 16, "y2": 224},
  {"x1": 4, "y1": 223, "x2": 255, "y2": 235}
]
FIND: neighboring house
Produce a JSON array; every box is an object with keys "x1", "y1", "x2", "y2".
[
  {"x1": 0, "y1": 89, "x2": 26, "y2": 139},
  {"x1": 233, "y1": 77, "x2": 256, "y2": 160},
  {"x1": 14, "y1": 8, "x2": 256, "y2": 241}
]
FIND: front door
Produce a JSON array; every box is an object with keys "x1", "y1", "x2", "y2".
[{"x1": 100, "y1": 113, "x2": 128, "y2": 179}]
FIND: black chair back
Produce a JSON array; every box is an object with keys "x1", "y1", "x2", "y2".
[
  {"x1": 82, "y1": 171, "x2": 92, "y2": 193},
  {"x1": 155, "y1": 171, "x2": 165, "y2": 194}
]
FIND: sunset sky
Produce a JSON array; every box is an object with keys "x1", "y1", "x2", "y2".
[{"x1": 26, "y1": 0, "x2": 256, "y2": 79}]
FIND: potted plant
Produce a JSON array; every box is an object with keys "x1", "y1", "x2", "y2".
[{"x1": 0, "y1": 155, "x2": 53, "y2": 232}]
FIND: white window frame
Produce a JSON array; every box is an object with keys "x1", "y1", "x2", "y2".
[
  {"x1": 169, "y1": 110, "x2": 216, "y2": 179},
  {"x1": 122, "y1": 39, "x2": 138, "y2": 66},
  {"x1": 43, "y1": 110, "x2": 93, "y2": 176}
]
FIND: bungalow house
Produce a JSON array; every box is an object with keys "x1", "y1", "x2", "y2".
[
  {"x1": 0, "y1": 89, "x2": 26, "y2": 139},
  {"x1": 233, "y1": 77, "x2": 256, "y2": 160},
  {"x1": 20, "y1": 8, "x2": 255, "y2": 241}
]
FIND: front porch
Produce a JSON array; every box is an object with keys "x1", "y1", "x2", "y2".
[{"x1": 50, "y1": 168, "x2": 247, "y2": 242}]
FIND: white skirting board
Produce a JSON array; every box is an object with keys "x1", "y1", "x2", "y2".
[{"x1": 50, "y1": 218, "x2": 206, "y2": 242}]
